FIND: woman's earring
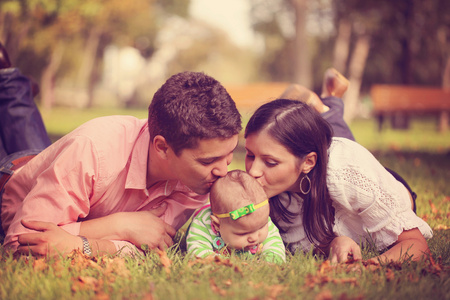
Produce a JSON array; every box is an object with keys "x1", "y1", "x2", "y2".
[{"x1": 300, "y1": 174, "x2": 311, "y2": 195}]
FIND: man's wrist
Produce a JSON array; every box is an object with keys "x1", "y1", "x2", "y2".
[{"x1": 79, "y1": 236, "x2": 92, "y2": 256}]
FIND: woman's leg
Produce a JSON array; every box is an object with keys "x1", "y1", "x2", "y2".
[
  {"x1": 321, "y1": 96, "x2": 355, "y2": 141},
  {"x1": 279, "y1": 68, "x2": 354, "y2": 141}
]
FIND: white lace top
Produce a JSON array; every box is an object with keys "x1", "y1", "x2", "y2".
[{"x1": 274, "y1": 137, "x2": 433, "y2": 253}]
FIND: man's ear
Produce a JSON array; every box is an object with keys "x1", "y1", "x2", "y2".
[
  {"x1": 302, "y1": 152, "x2": 317, "y2": 174},
  {"x1": 210, "y1": 215, "x2": 221, "y2": 232},
  {"x1": 153, "y1": 135, "x2": 170, "y2": 159}
]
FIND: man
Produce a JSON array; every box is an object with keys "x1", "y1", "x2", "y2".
[{"x1": 0, "y1": 44, "x2": 242, "y2": 256}]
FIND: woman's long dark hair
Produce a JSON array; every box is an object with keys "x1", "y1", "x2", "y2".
[{"x1": 245, "y1": 99, "x2": 336, "y2": 250}]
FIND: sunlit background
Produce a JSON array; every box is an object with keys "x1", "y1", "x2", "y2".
[{"x1": 1, "y1": 0, "x2": 449, "y2": 135}]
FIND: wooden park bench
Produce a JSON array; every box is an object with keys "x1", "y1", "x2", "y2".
[{"x1": 370, "y1": 85, "x2": 450, "y2": 132}]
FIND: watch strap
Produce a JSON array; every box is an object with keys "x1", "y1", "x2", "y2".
[{"x1": 79, "y1": 235, "x2": 92, "y2": 256}]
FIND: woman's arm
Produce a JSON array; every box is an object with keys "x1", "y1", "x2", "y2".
[
  {"x1": 327, "y1": 229, "x2": 429, "y2": 264},
  {"x1": 372, "y1": 228, "x2": 430, "y2": 262}
]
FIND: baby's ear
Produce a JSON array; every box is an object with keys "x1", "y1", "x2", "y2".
[{"x1": 210, "y1": 215, "x2": 221, "y2": 232}]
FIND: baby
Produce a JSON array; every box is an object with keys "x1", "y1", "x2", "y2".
[{"x1": 186, "y1": 170, "x2": 286, "y2": 263}]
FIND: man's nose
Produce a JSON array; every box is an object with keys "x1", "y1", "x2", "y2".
[{"x1": 212, "y1": 159, "x2": 229, "y2": 177}]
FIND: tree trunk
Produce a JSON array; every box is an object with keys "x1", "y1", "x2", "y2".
[
  {"x1": 343, "y1": 34, "x2": 370, "y2": 123},
  {"x1": 442, "y1": 55, "x2": 450, "y2": 89},
  {"x1": 332, "y1": 19, "x2": 352, "y2": 73},
  {"x1": 0, "y1": 12, "x2": 31, "y2": 64},
  {"x1": 40, "y1": 42, "x2": 65, "y2": 110},
  {"x1": 440, "y1": 56, "x2": 450, "y2": 132},
  {"x1": 290, "y1": 0, "x2": 312, "y2": 88},
  {"x1": 77, "y1": 27, "x2": 102, "y2": 108}
]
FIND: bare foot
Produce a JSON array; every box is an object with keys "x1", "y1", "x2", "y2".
[
  {"x1": 321, "y1": 68, "x2": 349, "y2": 98},
  {"x1": 280, "y1": 84, "x2": 329, "y2": 113}
]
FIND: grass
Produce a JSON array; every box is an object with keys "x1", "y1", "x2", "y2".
[{"x1": 1, "y1": 108, "x2": 449, "y2": 299}]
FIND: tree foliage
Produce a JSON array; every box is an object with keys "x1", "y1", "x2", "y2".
[{"x1": 250, "y1": 0, "x2": 450, "y2": 90}]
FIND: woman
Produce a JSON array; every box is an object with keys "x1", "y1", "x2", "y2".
[{"x1": 244, "y1": 98, "x2": 433, "y2": 263}]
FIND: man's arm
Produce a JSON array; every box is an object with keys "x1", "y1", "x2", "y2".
[
  {"x1": 15, "y1": 205, "x2": 177, "y2": 257},
  {"x1": 16, "y1": 220, "x2": 117, "y2": 256},
  {"x1": 80, "y1": 206, "x2": 176, "y2": 250}
]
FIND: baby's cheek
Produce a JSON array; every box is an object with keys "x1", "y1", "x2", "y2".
[{"x1": 260, "y1": 230, "x2": 269, "y2": 242}]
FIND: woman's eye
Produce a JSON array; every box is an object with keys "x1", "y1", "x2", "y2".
[
  {"x1": 265, "y1": 160, "x2": 278, "y2": 167},
  {"x1": 245, "y1": 154, "x2": 255, "y2": 160}
]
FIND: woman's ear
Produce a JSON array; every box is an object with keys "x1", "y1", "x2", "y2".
[
  {"x1": 153, "y1": 135, "x2": 170, "y2": 159},
  {"x1": 302, "y1": 152, "x2": 317, "y2": 174},
  {"x1": 210, "y1": 215, "x2": 221, "y2": 232}
]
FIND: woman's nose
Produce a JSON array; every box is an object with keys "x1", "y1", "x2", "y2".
[{"x1": 247, "y1": 161, "x2": 262, "y2": 178}]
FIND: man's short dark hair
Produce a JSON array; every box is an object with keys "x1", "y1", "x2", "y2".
[{"x1": 148, "y1": 71, "x2": 242, "y2": 155}]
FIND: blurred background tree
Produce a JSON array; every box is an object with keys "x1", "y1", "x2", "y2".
[
  {"x1": 0, "y1": 0, "x2": 449, "y2": 120},
  {"x1": 250, "y1": 0, "x2": 450, "y2": 121}
]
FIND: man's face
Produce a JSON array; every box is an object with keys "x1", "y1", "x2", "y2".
[{"x1": 166, "y1": 135, "x2": 239, "y2": 195}]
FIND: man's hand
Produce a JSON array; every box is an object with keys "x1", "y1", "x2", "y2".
[
  {"x1": 17, "y1": 220, "x2": 82, "y2": 257},
  {"x1": 119, "y1": 204, "x2": 176, "y2": 250},
  {"x1": 329, "y1": 236, "x2": 362, "y2": 263},
  {"x1": 80, "y1": 202, "x2": 177, "y2": 251}
]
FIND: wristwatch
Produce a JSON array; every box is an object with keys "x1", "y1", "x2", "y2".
[{"x1": 79, "y1": 236, "x2": 92, "y2": 256}]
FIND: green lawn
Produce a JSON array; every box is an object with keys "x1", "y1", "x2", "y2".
[{"x1": 1, "y1": 108, "x2": 449, "y2": 299}]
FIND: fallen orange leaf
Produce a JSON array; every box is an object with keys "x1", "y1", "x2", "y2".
[
  {"x1": 33, "y1": 258, "x2": 48, "y2": 272},
  {"x1": 157, "y1": 249, "x2": 172, "y2": 274},
  {"x1": 428, "y1": 200, "x2": 438, "y2": 214},
  {"x1": 209, "y1": 278, "x2": 227, "y2": 296}
]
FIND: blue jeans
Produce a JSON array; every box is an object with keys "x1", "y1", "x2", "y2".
[
  {"x1": 321, "y1": 96, "x2": 355, "y2": 141},
  {"x1": 0, "y1": 68, "x2": 51, "y2": 161}
]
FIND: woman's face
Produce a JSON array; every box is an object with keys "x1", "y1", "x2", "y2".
[{"x1": 245, "y1": 128, "x2": 305, "y2": 198}]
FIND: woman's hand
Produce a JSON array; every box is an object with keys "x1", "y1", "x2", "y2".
[
  {"x1": 329, "y1": 236, "x2": 362, "y2": 263},
  {"x1": 17, "y1": 220, "x2": 82, "y2": 257}
]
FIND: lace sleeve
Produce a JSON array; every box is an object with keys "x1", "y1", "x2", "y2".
[{"x1": 327, "y1": 138, "x2": 432, "y2": 250}]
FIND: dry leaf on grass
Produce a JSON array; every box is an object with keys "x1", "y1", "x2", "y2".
[
  {"x1": 187, "y1": 255, "x2": 243, "y2": 274},
  {"x1": 428, "y1": 200, "x2": 438, "y2": 214},
  {"x1": 103, "y1": 257, "x2": 131, "y2": 279},
  {"x1": 71, "y1": 275, "x2": 102, "y2": 293},
  {"x1": 209, "y1": 278, "x2": 227, "y2": 296},
  {"x1": 157, "y1": 249, "x2": 172, "y2": 274}
]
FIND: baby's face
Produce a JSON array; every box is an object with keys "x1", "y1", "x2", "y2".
[{"x1": 219, "y1": 206, "x2": 269, "y2": 251}]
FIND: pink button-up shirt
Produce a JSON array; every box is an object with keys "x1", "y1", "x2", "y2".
[{"x1": 1, "y1": 116, "x2": 208, "y2": 253}]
